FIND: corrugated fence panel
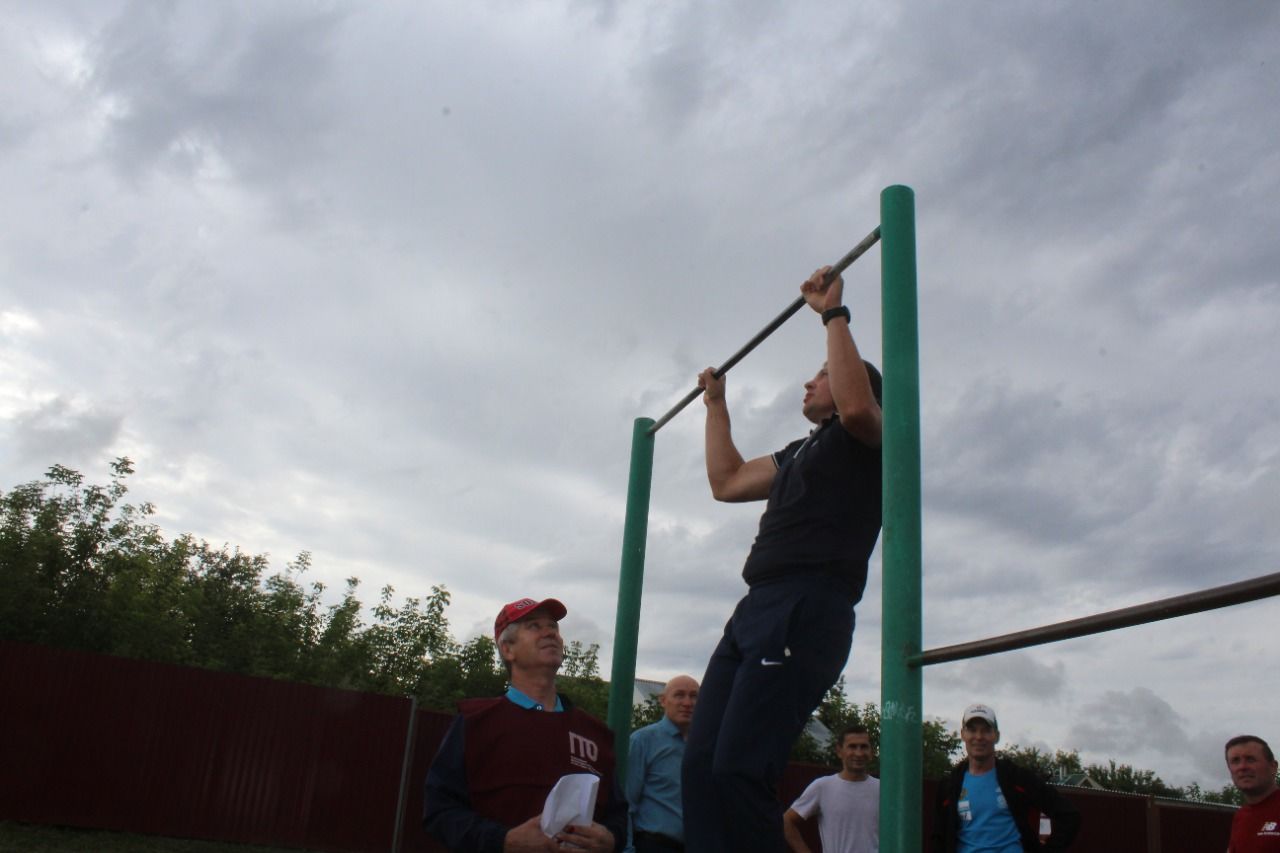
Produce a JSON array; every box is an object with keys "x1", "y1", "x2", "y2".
[
  {"x1": 1037, "y1": 786, "x2": 1148, "y2": 851},
  {"x1": 0, "y1": 641, "x2": 410, "y2": 853},
  {"x1": 398, "y1": 707, "x2": 459, "y2": 853},
  {"x1": 1157, "y1": 797, "x2": 1236, "y2": 853}
]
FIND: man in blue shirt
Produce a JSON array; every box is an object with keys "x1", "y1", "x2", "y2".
[
  {"x1": 626, "y1": 675, "x2": 699, "y2": 852},
  {"x1": 932, "y1": 703, "x2": 1080, "y2": 853}
]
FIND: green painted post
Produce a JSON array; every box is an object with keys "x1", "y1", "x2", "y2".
[
  {"x1": 879, "y1": 185, "x2": 923, "y2": 853},
  {"x1": 607, "y1": 416, "x2": 656, "y2": 778}
]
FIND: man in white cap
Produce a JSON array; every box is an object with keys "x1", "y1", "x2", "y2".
[
  {"x1": 931, "y1": 703, "x2": 1080, "y2": 852},
  {"x1": 424, "y1": 596, "x2": 628, "y2": 852}
]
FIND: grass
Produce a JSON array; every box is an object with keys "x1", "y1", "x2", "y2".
[{"x1": 0, "y1": 822, "x2": 324, "y2": 853}]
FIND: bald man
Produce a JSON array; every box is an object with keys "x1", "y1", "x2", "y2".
[{"x1": 626, "y1": 675, "x2": 699, "y2": 852}]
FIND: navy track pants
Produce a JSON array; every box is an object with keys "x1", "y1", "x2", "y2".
[{"x1": 680, "y1": 577, "x2": 856, "y2": 853}]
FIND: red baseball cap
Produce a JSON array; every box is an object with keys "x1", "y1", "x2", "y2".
[{"x1": 494, "y1": 597, "x2": 567, "y2": 641}]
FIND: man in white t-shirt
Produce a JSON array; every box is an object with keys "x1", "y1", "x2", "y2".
[{"x1": 783, "y1": 725, "x2": 879, "y2": 853}]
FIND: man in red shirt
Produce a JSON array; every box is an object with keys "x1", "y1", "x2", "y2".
[{"x1": 1227, "y1": 734, "x2": 1280, "y2": 852}]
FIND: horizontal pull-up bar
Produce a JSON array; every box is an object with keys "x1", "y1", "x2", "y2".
[
  {"x1": 912, "y1": 570, "x2": 1280, "y2": 667},
  {"x1": 647, "y1": 226, "x2": 882, "y2": 436}
]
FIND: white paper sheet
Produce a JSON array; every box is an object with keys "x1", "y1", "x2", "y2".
[{"x1": 540, "y1": 773, "x2": 600, "y2": 837}]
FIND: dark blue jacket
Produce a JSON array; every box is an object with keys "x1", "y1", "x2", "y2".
[{"x1": 932, "y1": 758, "x2": 1081, "y2": 852}]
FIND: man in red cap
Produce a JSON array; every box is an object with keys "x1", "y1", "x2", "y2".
[{"x1": 425, "y1": 597, "x2": 628, "y2": 852}]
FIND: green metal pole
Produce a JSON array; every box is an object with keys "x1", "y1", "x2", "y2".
[
  {"x1": 607, "y1": 416, "x2": 656, "y2": 778},
  {"x1": 879, "y1": 185, "x2": 923, "y2": 853}
]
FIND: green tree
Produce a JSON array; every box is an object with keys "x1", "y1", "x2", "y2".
[
  {"x1": 359, "y1": 584, "x2": 455, "y2": 695},
  {"x1": 0, "y1": 461, "x2": 396, "y2": 690},
  {"x1": 1085, "y1": 759, "x2": 1182, "y2": 798},
  {"x1": 1183, "y1": 782, "x2": 1244, "y2": 806},
  {"x1": 558, "y1": 641, "x2": 610, "y2": 718},
  {"x1": 254, "y1": 553, "x2": 326, "y2": 680},
  {"x1": 0, "y1": 460, "x2": 138, "y2": 651},
  {"x1": 184, "y1": 542, "x2": 276, "y2": 674},
  {"x1": 922, "y1": 718, "x2": 964, "y2": 779},
  {"x1": 631, "y1": 693, "x2": 664, "y2": 730},
  {"x1": 1000, "y1": 745, "x2": 1084, "y2": 781},
  {"x1": 790, "y1": 678, "x2": 962, "y2": 778},
  {"x1": 0, "y1": 462, "x2": 733, "y2": 736}
]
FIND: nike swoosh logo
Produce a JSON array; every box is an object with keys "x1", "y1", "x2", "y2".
[{"x1": 760, "y1": 658, "x2": 785, "y2": 666}]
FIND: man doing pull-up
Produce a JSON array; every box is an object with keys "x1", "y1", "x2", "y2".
[{"x1": 681, "y1": 265, "x2": 883, "y2": 853}]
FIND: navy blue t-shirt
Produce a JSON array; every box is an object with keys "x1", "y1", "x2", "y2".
[{"x1": 740, "y1": 414, "x2": 882, "y2": 601}]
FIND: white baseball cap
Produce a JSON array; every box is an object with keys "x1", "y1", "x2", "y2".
[{"x1": 962, "y1": 703, "x2": 998, "y2": 728}]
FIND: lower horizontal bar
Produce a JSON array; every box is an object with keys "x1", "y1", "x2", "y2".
[{"x1": 912, "y1": 571, "x2": 1280, "y2": 667}]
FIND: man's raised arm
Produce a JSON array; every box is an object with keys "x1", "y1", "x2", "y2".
[
  {"x1": 699, "y1": 367, "x2": 776, "y2": 502},
  {"x1": 801, "y1": 266, "x2": 882, "y2": 447}
]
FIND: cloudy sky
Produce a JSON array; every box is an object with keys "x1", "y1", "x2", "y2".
[{"x1": 3, "y1": 1, "x2": 1277, "y2": 792}]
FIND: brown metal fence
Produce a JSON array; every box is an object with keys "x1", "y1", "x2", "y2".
[
  {"x1": 0, "y1": 641, "x2": 409, "y2": 853},
  {"x1": 0, "y1": 641, "x2": 1237, "y2": 852}
]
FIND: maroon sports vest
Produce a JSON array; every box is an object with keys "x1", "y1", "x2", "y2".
[{"x1": 459, "y1": 696, "x2": 617, "y2": 827}]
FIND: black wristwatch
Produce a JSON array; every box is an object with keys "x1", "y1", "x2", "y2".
[{"x1": 821, "y1": 306, "x2": 851, "y2": 326}]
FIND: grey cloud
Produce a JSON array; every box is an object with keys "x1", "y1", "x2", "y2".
[
  {"x1": 91, "y1": 3, "x2": 345, "y2": 188},
  {"x1": 1066, "y1": 687, "x2": 1188, "y2": 756},
  {"x1": 0, "y1": 110, "x2": 37, "y2": 155},
  {"x1": 927, "y1": 652, "x2": 1067, "y2": 702},
  {"x1": 921, "y1": 359, "x2": 1280, "y2": 601},
  {"x1": 635, "y1": 6, "x2": 712, "y2": 134},
  {"x1": 570, "y1": 0, "x2": 621, "y2": 30},
  {"x1": 1188, "y1": 725, "x2": 1244, "y2": 790},
  {"x1": 839, "y1": 3, "x2": 1280, "y2": 313},
  {"x1": 12, "y1": 397, "x2": 123, "y2": 468},
  {"x1": 925, "y1": 378, "x2": 1162, "y2": 542},
  {"x1": 622, "y1": 0, "x2": 794, "y2": 136}
]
